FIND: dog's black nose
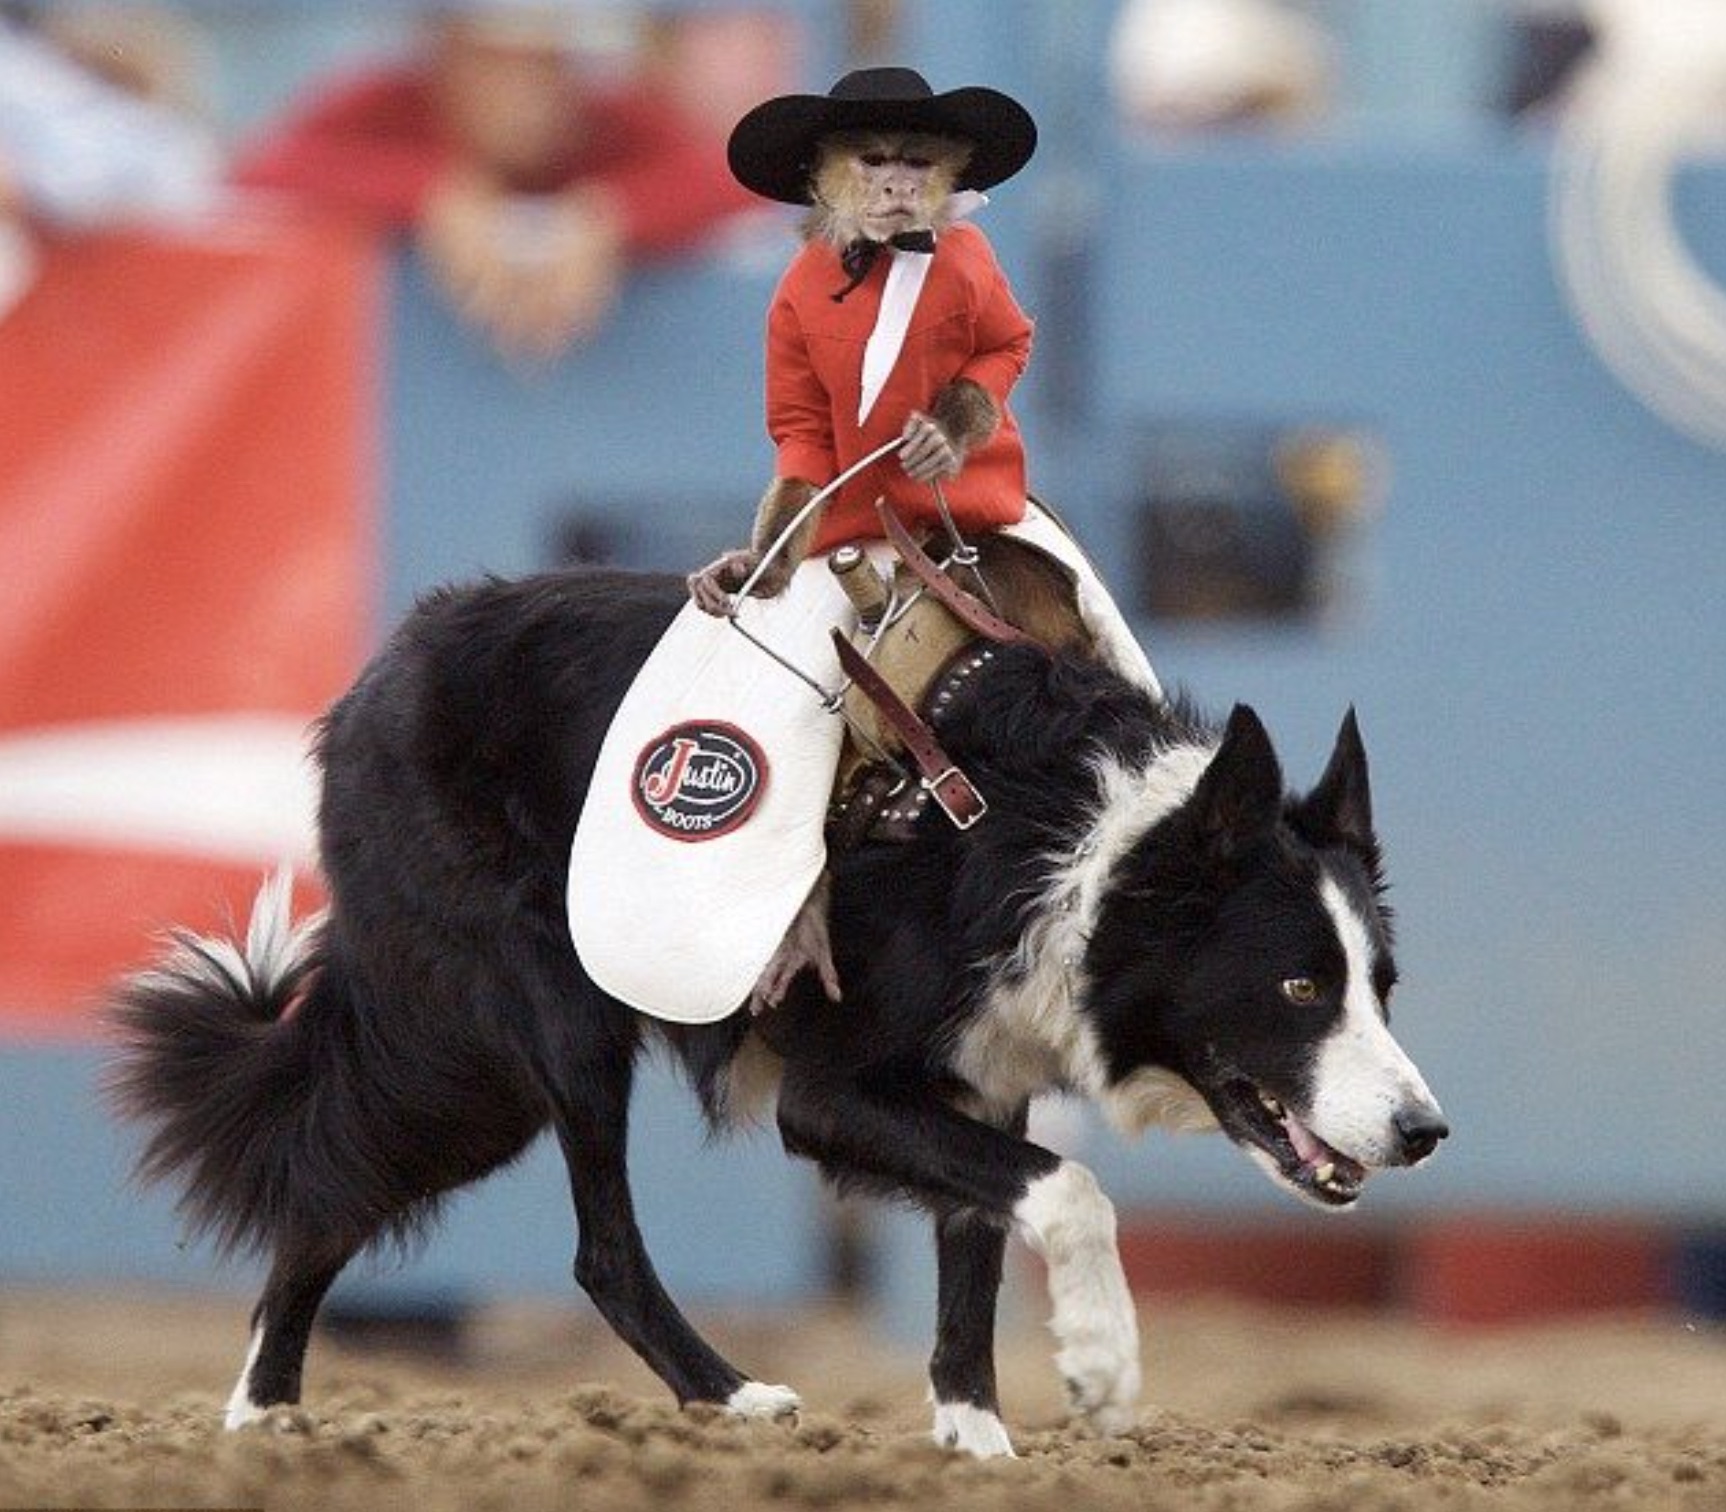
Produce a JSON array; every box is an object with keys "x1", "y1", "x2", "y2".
[{"x1": 1394, "y1": 1106, "x2": 1449, "y2": 1164}]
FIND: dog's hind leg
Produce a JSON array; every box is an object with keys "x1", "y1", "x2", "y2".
[
  {"x1": 547, "y1": 1048, "x2": 799, "y2": 1419},
  {"x1": 225, "y1": 1239, "x2": 356, "y2": 1428},
  {"x1": 928, "y1": 1101, "x2": 1026, "y2": 1459},
  {"x1": 778, "y1": 1067, "x2": 1140, "y2": 1443}
]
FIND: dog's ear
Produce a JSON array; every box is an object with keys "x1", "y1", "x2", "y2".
[
  {"x1": 1293, "y1": 707, "x2": 1374, "y2": 853},
  {"x1": 1191, "y1": 704, "x2": 1283, "y2": 862}
]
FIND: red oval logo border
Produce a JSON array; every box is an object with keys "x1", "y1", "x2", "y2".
[{"x1": 631, "y1": 720, "x2": 769, "y2": 844}]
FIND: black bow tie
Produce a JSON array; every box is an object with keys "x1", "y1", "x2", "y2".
[{"x1": 833, "y1": 230, "x2": 937, "y2": 302}]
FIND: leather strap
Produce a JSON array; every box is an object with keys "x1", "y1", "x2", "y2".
[
  {"x1": 831, "y1": 631, "x2": 987, "y2": 830},
  {"x1": 875, "y1": 501, "x2": 1037, "y2": 648},
  {"x1": 827, "y1": 762, "x2": 923, "y2": 850}
]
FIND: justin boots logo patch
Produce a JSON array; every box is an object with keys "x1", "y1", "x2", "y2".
[{"x1": 632, "y1": 722, "x2": 767, "y2": 842}]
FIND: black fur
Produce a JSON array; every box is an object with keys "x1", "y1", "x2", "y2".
[{"x1": 108, "y1": 564, "x2": 1439, "y2": 1438}]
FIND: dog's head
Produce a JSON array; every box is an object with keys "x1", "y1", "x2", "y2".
[{"x1": 1081, "y1": 705, "x2": 1447, "y2": 1209}]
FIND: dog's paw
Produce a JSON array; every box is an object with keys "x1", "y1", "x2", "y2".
[
  {"x1": 223, "y1": 1398, "x2": 265, "y2": 1431},
  {"x1": 932, "y1": 1400, "x2": 1016, "y2": 1458},
  {"x1": 726, "y1": 1381, "x2": 801, "y2": 1421},
  {"x1": 1058, "y1": 1339, "x2": 1141, "y2": 1437},
  {"x1": 226, "y1": 1403, "x2": 313, "y2": 1435}
]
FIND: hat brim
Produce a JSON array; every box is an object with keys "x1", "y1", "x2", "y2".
[{"x1": 727, "y1": 85, "x2": 1037, "y2": 205}]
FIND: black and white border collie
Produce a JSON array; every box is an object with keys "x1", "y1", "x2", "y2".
[{"x1": 109, "y1": 567, "x2": 1446, "y2": 1459}]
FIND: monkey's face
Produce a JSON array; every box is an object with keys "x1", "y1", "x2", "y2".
[{"x1": 810, "y1": 130, "x2": 970, "y2": 244}]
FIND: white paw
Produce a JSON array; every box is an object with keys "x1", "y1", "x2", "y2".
[
  {"x1": 725, "y1": 1380, "x2": 801, "y2": 1420},
  {"x1": 223, "y1": 1325, "x2": 264, "y2": 1430},
  {"x1": 1057, "y1": 1336, "x2": 1141, "y2": 1435},
  {"x1": 932, "y1": 1400, "x2": 1016, "y2": 1458},
  {"x1": 223, "y1": 1398, "x2": 266, "y2": 1431}
]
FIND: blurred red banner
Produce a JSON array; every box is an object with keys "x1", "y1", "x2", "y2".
[{"x1": 0, "y1": 217, "x2": 380, "y2": 1038}]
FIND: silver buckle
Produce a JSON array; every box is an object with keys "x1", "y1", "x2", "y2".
[{"x1": 924, "y1": 766, "x2": 987, "y2": 830}]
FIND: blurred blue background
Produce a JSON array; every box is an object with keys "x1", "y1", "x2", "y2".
[{"x1": 2, "y1": 0, "x2": 1721, "y2": 1326}]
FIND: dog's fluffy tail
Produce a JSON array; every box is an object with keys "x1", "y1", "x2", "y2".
[{"x1": 106, "y1": 870, "x2": 373, "y2": 1259}]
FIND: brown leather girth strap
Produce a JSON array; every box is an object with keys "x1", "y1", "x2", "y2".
[
  {"x1": 875, "y1": 501, "x2": 1037, "y2": 647},
  {"x1": 830, "y1": 631, "x2": 988, "y2": 830}
]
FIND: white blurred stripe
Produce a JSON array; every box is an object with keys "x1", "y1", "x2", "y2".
[{"x1": 0, "y1": 715, "x2": 317, "y2": 865}]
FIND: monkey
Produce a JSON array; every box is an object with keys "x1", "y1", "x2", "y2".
[{"x1": 688, "y1": 116, "x2": 1028, "y2": 615}]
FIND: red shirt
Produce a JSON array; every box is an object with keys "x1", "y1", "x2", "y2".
[
  {"x1": 230, "y1": 66, "x2": 752, "y2": 258},
  {"x1": 765, "y1": 222, "x2": 1034, "y2": 553}
]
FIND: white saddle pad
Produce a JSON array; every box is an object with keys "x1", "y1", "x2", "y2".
[
  {"x1": 567, "y1": 565, "x2": 851, "y2": 1023},
  {"x1": 1006, "y1": 503, "x2": 1163, "y2": 698}
]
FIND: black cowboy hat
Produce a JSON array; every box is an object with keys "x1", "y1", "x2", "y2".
[{"x1": 727, "y1": 66, "x2": 1037, "y2": 206}]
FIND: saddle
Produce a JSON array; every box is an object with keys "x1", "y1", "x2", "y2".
[{"x1": 824, "y1": 502, "x2": 1098, "y2": 849}]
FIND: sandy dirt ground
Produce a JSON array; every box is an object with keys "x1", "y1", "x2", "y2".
[{"x1": 2, "y1": 1285, "x2": 1724, "y2": 1511}]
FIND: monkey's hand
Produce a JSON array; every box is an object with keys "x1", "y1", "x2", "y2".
[
  {"x1": 900, "y1": 379, "x2": 1003, "y2": 485},
  {"x1": 687, "y1": 547, "x2": 796, "y2": 615},
  {"x1": 898, "y1": 410, "x2": 964, "y2": 483}
]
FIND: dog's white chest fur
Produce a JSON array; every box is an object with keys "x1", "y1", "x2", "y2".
[
  {"x1": 953, "y1": 971, "x2": 1093, "y2": 1119},
  {"x1": 953, "y1": 741, "x2": 1222, "y2": 1134}
]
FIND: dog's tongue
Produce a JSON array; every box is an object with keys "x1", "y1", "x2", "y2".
[
  {"x1": 1284, "y1": 1111, "x2": 1331, "y2": 1167},
  {"x1": 1283, "y1": 1109, "x2": 1368, "y2": 1182}
]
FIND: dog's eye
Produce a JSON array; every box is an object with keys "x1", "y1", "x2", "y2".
[{"x1": 1280, "y1": 977, "x2": 1320, "y2": 1006}]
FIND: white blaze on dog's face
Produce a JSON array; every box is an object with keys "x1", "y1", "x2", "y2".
[
  {"x1": 1303, "y1": 873, "x2": 1443, "y2": 1169},
  {"x1": 810, "y1": 129, "x2": 970, "y2": 245}
]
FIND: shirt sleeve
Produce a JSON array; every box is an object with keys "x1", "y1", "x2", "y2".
[
  {"x1": 765, "y1": 268, "x2": 836, "y2": 484},
  {"x1": 579, "y1": 89, "x2": 753, "y2": 260},
  {"x1": 954, "y1": 228, "x2": 1034, "y2": 404}
]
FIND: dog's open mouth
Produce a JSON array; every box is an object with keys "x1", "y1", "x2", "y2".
[{"x1": 1222, "y1": 1080, "x2": 1367, "y2": 1207}]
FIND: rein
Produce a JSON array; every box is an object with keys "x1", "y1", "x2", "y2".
[{"x1": 873, "y1": 500, "x2": 1035, "y2": 648}]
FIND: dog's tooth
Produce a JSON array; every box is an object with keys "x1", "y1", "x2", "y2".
[
  {"x1": 1314, "y1": 1161, "x2": 1336, "y2": 1184},
  {"x1": 1260, "y1": 1093, "x2": 1284, "y2": 1118}
]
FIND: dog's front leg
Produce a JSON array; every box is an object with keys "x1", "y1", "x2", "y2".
[
  {"x1": 777, "y1": 1069, "x2": 1139, "y2": 1446},
  {"x1": 927, "y1": 1097, "x2": 1026, "y2": 1458},
  {"x1": 1012, "y1": 1161, "x2": 1141, "y2": 1435},
  {"x1": 930, "y1": 1213, "x2": 1015, "y2": 1455}
]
